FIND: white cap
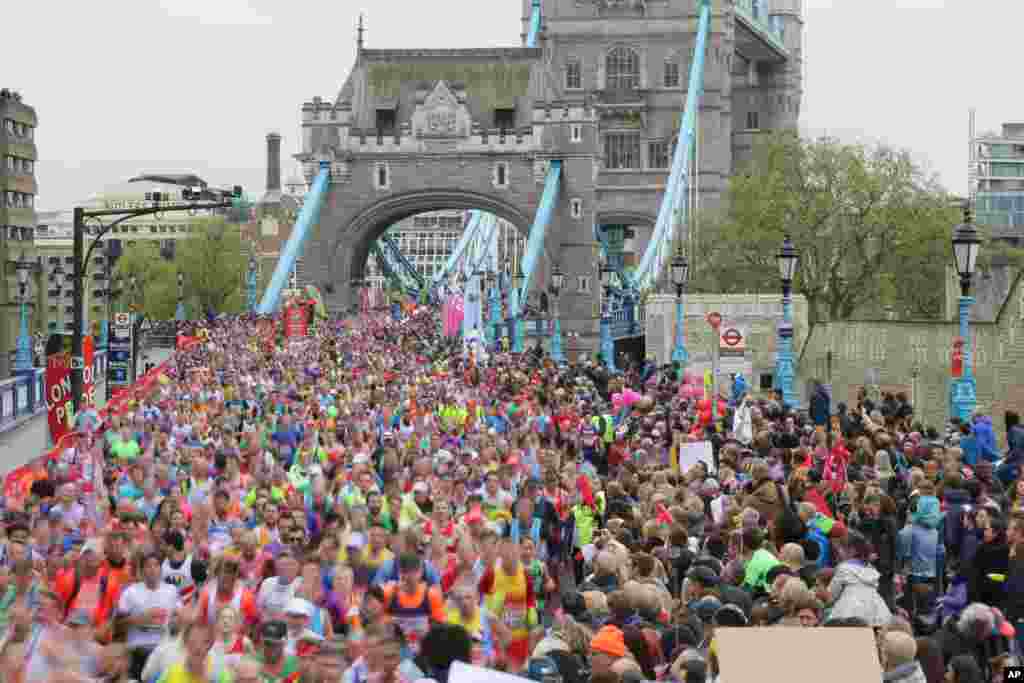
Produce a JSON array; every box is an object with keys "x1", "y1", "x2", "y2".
[{"x1": 285, "y1": 598, "x2": 315, "y2": 619}]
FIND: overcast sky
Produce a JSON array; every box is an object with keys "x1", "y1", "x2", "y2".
[{"x1": 8, "y1": 0, "x2": 1020, "y2": 211}]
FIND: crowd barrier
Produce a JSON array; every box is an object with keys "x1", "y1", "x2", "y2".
[{"x1": 2, "y1": 349, "x2": 171, "y2": 506}]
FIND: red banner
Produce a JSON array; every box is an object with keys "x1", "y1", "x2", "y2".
[
  {"x1": 285, "y1": 304, "x2": 309, "y2": 338},
  {"x1": 82, "y1": 336, "x2": 95, "y2": 409},
  {"x1": 952, "y1": 338, "x2": 964, "y2": 378},
  {"x1": 44, "y1": 335, "x2": 96, "y2": 445},
  {"x1": 45, "y1": 334, "x2": 72, "y2": 446}
]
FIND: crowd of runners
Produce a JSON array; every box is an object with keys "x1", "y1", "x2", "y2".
[{"x1": 0, "y1": 304, "x2": 1021, "y2": 683}]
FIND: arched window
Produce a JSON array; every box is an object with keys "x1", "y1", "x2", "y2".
[{"x1": 606, "y1": 46, "x2": 639, "y2": 91}]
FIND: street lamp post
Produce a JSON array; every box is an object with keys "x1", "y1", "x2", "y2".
[
  {"x1": 14, "y1": 254, "x2": 33, "y2": 374},
  {"x1": 549, "y1": 263, "x2": 565, "y2": 364},
  {"x1": 950, "y1": 204, "x2": 981, "y2": 422},
  {"x1": 775, "y1": 235, "x2": 800, "y2": 408},
  {"x1": 671, "y1": 247, "x2": 689, "y2": 368},
  {"x1": 486, "y1": 269, "x2": 500, "y2": 348},
  {"x1": 247, "y1": 253, "x2": 258, "y2": 313},
  {"x1": 510, "y1": 265, "x2": 524, "y2": 353},
  {"x1": 176, "y1": 272, "x2": 185, "y2": 323},
  {"x1": 600, "y1": 262, "x2": 617, "y2": 371}
]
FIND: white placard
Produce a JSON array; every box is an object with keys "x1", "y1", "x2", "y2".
[{"x1": 679, "y1": 440, "x2": 715, "y2": 473}]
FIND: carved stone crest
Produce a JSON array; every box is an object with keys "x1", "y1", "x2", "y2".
[{"x1": 412, "y1": 80, "x2": 470, "y2": 139}]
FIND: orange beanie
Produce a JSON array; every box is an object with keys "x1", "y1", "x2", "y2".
[{"x1": 590, "y1": 625, "x2": 627, "y2": 659}]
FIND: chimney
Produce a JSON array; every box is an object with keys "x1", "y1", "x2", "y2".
[{"x1": 266, "y1": 132, "x2": 282, "y2": 193}]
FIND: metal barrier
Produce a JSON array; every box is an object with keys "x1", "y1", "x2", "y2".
[{"x1": 0, "y1": 351, "x2": 107, "y2": 433}]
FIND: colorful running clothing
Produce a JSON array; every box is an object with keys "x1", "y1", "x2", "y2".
[
  {"x1": 445, "y1": 605, "x2": 493, "y2": 666},
  {"x1": 381, "y1": 582, "x2": 446, "y2": 653},
  {"x1": 157, "y1": 661, "x2": 234, "y2": 683},
  {"x1": 479, "y1": 561, "x2": 538, "y2": 667}
]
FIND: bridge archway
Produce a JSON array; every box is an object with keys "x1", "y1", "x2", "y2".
[{"x1": 328, "y1": 189, "x2": 547, "y2": 308}]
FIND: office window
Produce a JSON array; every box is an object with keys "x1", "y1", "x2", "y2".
[
  {"x1": 664, "y1": 60, "x2": 680, "y2": 88},
  {"x1": 746, "y1": 111, "x2": 760, "y2": 130},
  {"x1": 606, "y1": 46, "x2": 640, "y2": 91},
  {"x1": 577, "y1": 275, "x2": 591, "y2": 293},
  {"x1": 566, "y1": 58, "x2": 582, "y2": 90},
  {"x1": 604, "y1": 133, "x2": 641, "y2": 169},
  {"x1": 648, "y1": 141, "x2": 670, "y2": 169}
]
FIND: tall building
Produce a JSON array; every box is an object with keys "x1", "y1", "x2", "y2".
[
  {"x1": 973, "y1": 121, "x2": 1024, "y2": 238},
  {"x1": 951, "y1": 117, "x2": 1024, "y2": 322},
  {"x1": 0, "y1": 88, "x2": 39, "y2": 378},
  {"x1": 364, "y1": 212, "x2": 526, "y2": 291}
]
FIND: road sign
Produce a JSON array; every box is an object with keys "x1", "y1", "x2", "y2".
[
  {"x1": 114, "y1": 313, "x2": 131, "y2": 327},
  {"x1": 721, "y1": 328, "x2": 743, "y2": 348},
  {"x1": 706, "y1": 311, "x2": 722, "y2": 329}
]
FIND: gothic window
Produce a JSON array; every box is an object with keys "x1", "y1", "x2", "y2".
[
  {"x1": 746, "y1": 111, "x2": 760, "y2": 130},
  {"x1": 648, "y1": 140, "x2": 670, "y2": 169},
  {"x1": 664, "y1": 59, "x2": 680, "y2": 88},
  {"x1": 374, "y1": 162, "x2": 390, "y2": 190},
  {"x1": 494, "y1": 162, "x2": 509, "y2": 188},
  {"x1": 375, "y1": 109, "x2": 396, "y2": 135},
  {"x1": 494, "y1": 109, "x2": 516, "y2": 134},
  {"x1": 604, "y1": 133, "x2": 641, "y2": 169},
  {"x1": 566, "y1": 58, "x2": 582, "y2": 90},
  {"x1": 606, "y1": 46, "x2": 640, "y2": 91}
]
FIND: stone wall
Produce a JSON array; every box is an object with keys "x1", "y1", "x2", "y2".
[{"x1": 797, "y1": 273, "x2": 1024, "y2": 437}]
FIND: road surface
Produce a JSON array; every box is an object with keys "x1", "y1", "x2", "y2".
[{"x1": 0, "y1": 347, "x2": 172, "y2": 474}]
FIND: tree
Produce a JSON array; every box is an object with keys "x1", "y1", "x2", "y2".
[
  {"x1": 113, "y1": 242, "x2": 178, "y2": 321},
  {"x1": 690, "y1": 132, "x2": 958, "y2": 324},
  {"x1": 176, "y1": 217, "x2": 247, "y2": 317}
]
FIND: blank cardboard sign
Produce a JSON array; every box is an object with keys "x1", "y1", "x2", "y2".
[{"x1": 715, "y1": 627, "x2": 881, "y2": 683}]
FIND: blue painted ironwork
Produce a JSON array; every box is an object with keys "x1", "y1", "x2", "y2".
[
  {"x1": 601, "y1": 296, "x2": 617, "y2": 371},
  {"x1": 516, "y1": 160, "x2": 562, "y2": 304},
  {"x1": 432, "y1": 211, "x2": 481, "y2": 289},
  {"x1": 776, "y1": 294, "x2": 798, "y2": 408},
  {"x1": 526, "y1": 0, "x2": 542, "y2": 47},
  {"x1": 951, "y1": 296, "x2": 977, "y2": 421},
  {"x1": 380, "y1": 234, "x2": 427, "y2": 293},
  {"x1": 15, "y1": 302, "x2": 32, "y2": 374},
  {"x1": 632, "y1": 0, "x2": 711, "y2": 292},
  {"x1": 247, "y1": 260, "x2": 258, "y2": 313},
  {"x1": 672, "y1": 294, "x2": 688, "y2": 364},
  {"x1": 257, "y1": 162, "x2": 331, "y2": 314},
  {"x1": 488, "y1": 280, "x2": 501, "y2": 346}
]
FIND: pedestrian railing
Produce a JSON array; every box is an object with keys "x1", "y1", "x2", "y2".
[{"x1": 0, "y1": 351, "x2": 107, "y2": 434}]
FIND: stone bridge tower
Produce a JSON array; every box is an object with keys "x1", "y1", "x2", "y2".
[{"x1": 295, "y1": 0, "x2": 802, "y2": 357}]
